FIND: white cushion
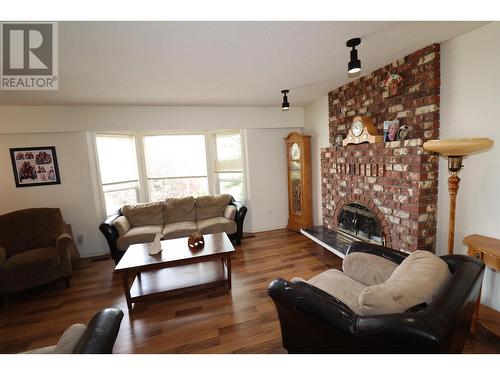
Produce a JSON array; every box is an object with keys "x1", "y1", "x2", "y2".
[
  {"x1": 116, "y1": 225, "x2": 163, "y2": 251},
  {"x1": 358, "y1": 250, "x2": 452, "y2": 315},
  {"x1": 113, "y1": 216, "x2": 131, "y2": 236},
  {"x1": 343, "y1": 252, "x2": 398, "y2": 286},
  {"x1": 293, "y1": 269, "x2": 365, "y2": 315},
  {"x1": 224, "y1": 205, "x2": 237, "y2": 221},
  {"x1": 22, "y1": 345, "x2": 56, "y2": 354},
  {"x1": 54, "y1": 323, "x2": 87, "y2": 354}
]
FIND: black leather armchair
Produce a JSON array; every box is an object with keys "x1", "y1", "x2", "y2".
[{"x1": 268, "y1": 241, "x2": 485, "y2": 353}]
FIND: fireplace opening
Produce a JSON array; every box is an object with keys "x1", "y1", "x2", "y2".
[{"x1": 338, "y1": 202, "x2": 384, "y2": 245}]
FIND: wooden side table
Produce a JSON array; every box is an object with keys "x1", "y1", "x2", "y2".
[{"x1": 463, "y1": 234, "x2": 500, "y2": 336}]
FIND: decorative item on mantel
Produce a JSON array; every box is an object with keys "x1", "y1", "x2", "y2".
[
  {"x1": 148, "y1": 233, "x2": 162, "y2": 255},
  {"x1": 423, "y1": 138, "x2": 494, "y2": 255},
  {"x1": 188, "y1": 231, "x2": 205, "y2": 249},
  {"x1": 343, "y1": 116, "x2": 383, "y2": 146},
  {"x1": 334, "y1": 134, "x2": 344, "y2": 147},
  {"x1": 383, "y1": 72, "x2": 403, "y2": 97}
]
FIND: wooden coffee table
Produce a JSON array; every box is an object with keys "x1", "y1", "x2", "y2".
[{"x1": 115, "y1": 232, "x2": 235, "y2": 311}]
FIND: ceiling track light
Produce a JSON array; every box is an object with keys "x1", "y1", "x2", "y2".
[
  {"x1": 346, "y1": 37, "x2": 361, "y2": 74},
  {"x1": 281, "y1": 89, "x2": 290, "y2": 111}
]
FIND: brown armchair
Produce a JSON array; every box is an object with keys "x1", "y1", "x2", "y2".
[{"x1": 0, "y1": 208, "x2": 74, "y2": 304}]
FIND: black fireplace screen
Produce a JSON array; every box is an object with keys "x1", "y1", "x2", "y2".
[{"x1": 338, "y1": 202, "x2": 383, "y2": 245}]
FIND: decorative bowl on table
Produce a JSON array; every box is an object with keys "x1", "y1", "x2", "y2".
[{"x1": 188, "y1": 231, "x2": 205, "y2": 249}]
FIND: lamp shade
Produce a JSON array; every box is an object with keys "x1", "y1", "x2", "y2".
[{"x1": 423, "y1": 138, "x2": 494, "y2": 156}]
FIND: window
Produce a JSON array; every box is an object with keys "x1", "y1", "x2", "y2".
[
  {"x1": 94, "y1": 131, "x2": 246, "y2": 217},
  {"x1": 214, "y1": 132, "x2": 244, "y2": 201},
  {"x1": 95, "y1": 135, "x2": 140, "y2": 215},
  {"x1": 143, "y1": 135, "x2": 209, "y2": 201}
]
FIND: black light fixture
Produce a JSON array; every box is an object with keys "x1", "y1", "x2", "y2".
[
  {"x1": 346, "y1": 38, "x2": 361, "y2": 74},
  {"x1": 281, "y1": 89, "x2": 290, "y2": 111}
]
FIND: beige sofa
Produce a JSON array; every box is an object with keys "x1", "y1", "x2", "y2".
[{"x1": 100, "y1": 194, "x2": 247, "y2": 264}]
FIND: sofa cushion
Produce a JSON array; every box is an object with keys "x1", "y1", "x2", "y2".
[
  {"x1": 122, "y1": 202, "x2": 164, "y2": 227},
  {"x1": 4, "y1": 246, "x2": 60, "y2": 276},
  {"x1": 164, "y1": 196, "x2": 196, "y2": 224},
  {"x1": 116, "y1": 225, "x2": 163, "y2": 251},
  {"x1": 343, "y1": 252, "x2": 398, "y2": 286},
  {"x1": 197, "y1": 217, "x2": 237, "y2": 235},
  {"x1": 162, "y1": 221, "x2": 198, "y2": 240},
  {"x1": 293, "y1": 269, "x2": 365, "y2": 315},
  {"x1": 195, "y1": 194, "x2": 232, "y2": 220},
  {"x1": 358, "y1": 250, "x2": 452, "y2": 315},
  {"x1": 224, "y1": 205, "x2": 237, "y2": 221},
  {"x1": 55, "y1": 323, "x2": 87, "y2": 354},
  {"x1": 113, "y1": 216, "x2": 131, "y2": 236}
]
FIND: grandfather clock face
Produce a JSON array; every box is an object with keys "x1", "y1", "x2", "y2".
[{"x1": 289, "y1": 142, "x2": 302, "y2": 214}]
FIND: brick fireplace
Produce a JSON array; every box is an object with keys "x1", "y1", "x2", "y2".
[{"x1": 320, "y1": 44, "x2": 440, "y2": 253}]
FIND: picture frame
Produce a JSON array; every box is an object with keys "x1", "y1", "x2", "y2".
[
  {"x1": 10, "y1": 146, "x2": 61, "y2": 187},
  {"x1": 383, "y1": 120, "x2": 400, "y2": 142}
]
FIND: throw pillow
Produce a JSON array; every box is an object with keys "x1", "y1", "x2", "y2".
[
  {"x1": 113, "y1": 216, "x2": 131, "y2": 236},
  {"x1": 343, "y1": 252, "x2": 398, "y2": 286},
  {"x1": 358, "y1": 250, "x2": 452, "y2": 315}
]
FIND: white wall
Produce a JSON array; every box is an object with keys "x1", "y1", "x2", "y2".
[
  {"x1": 243, "y1": 128, "x2": 302, "y2": 233},
  {"x1": 304, "y1": 96, "x2": 330, "y2": 226},
  {"x1": 439, "y1": 22, "x2": 500, "y2": 311},
  {"x1": 0, "y1": 132, "x2": 107, "y2": 257},
  {"x1": 0, "y1": 106, "x2": 303, "y2": 134},
  {"x1": 0, "y1": 106, "x2": 304, "y2": 257}
]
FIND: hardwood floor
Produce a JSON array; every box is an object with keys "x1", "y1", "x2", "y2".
[{"x1": 0, "y1": 229, "x2": 498, "y2": 354}]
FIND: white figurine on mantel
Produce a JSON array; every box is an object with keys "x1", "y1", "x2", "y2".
[{"x1": 148, "y1": 233, "x2": 162, "y2": 255}]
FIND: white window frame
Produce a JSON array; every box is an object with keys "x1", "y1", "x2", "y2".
[
  {"x1": 93, "y1": 130, "x2": 247, "y2": 219},
  {"x1": 210, "y1": 130, "x2": 246, "y2": 202},
  {"x1": 94, "y1": 133, "x2": 142, "y2": 217}
]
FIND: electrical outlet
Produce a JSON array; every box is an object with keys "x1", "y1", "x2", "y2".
[
  {"x1": 76, "y1": 234, "x2": 85, "y2": 246},
  {"x1": 268, "y1": 209, "x2": 273, "y2": 215}
]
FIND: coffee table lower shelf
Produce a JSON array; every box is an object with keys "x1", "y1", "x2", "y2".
[{"x1": 122, "y1": 260, "x2": 229, "y2": 310}]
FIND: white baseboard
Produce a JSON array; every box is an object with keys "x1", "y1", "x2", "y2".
[{"x1": 244, "y1": 225, "x2": 287, "y2": 234}]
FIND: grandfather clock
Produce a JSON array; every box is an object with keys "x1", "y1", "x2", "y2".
[{"x1": 285, "y1": 132, "x2": 313, "y2": 232}]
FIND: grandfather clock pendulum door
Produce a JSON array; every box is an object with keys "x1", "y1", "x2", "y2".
[{"x1": 285, "y1": 132, "x2": 313, "y2": 232}]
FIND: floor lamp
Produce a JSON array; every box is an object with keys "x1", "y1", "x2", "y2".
[{"x1": 423, "y1": 138, "x2": 493, "y2": 255}]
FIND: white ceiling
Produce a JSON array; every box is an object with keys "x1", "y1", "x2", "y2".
[{"x1": 0, "y1": 21, "x2": 487, "y2": 107}]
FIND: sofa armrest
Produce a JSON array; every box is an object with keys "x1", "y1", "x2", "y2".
[
  {"x1": 229, "y1": 200, "x2": 247, "y2": 245},
  {"x1": 347, "y1": 241, "x2": 408, "y2": 265},
  {"x1": 99, "y1": 211, "x2": 123, "y2": 264},
  {"x1": 56, "y1": 233, "x2": 74, "y2": 250},
  {"x1": 73, "y1": 308, "x2": 124, "y2": 354},
  {"x1": 0, "y1": 246, "x2": 6, "y2": 267},
  {"x1": 56, "y1": 233, "x2": 73, "y2": 275}
]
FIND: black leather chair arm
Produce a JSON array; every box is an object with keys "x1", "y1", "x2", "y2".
[
  {"x1": 354, "y1": 313, "x2": 444, "y2": 353},
  {"x1": 268, "y1": 278, "x2": 359, "y2": 352},
  {"x1": 99, "y1": 211, "x2": 123, "y2": 264},
  {"x1": 291, "y1": 281, "x2": 357, "y2": 334},
  {"x1": 229, "y1": 200, "x2": 247, "y2": 245},
  {"x1": 347, "y1": 241, "x2": 408, "y2": 264},
  {"x1": 74, "y1": 308, "x2": 124, "y2": 354}
]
